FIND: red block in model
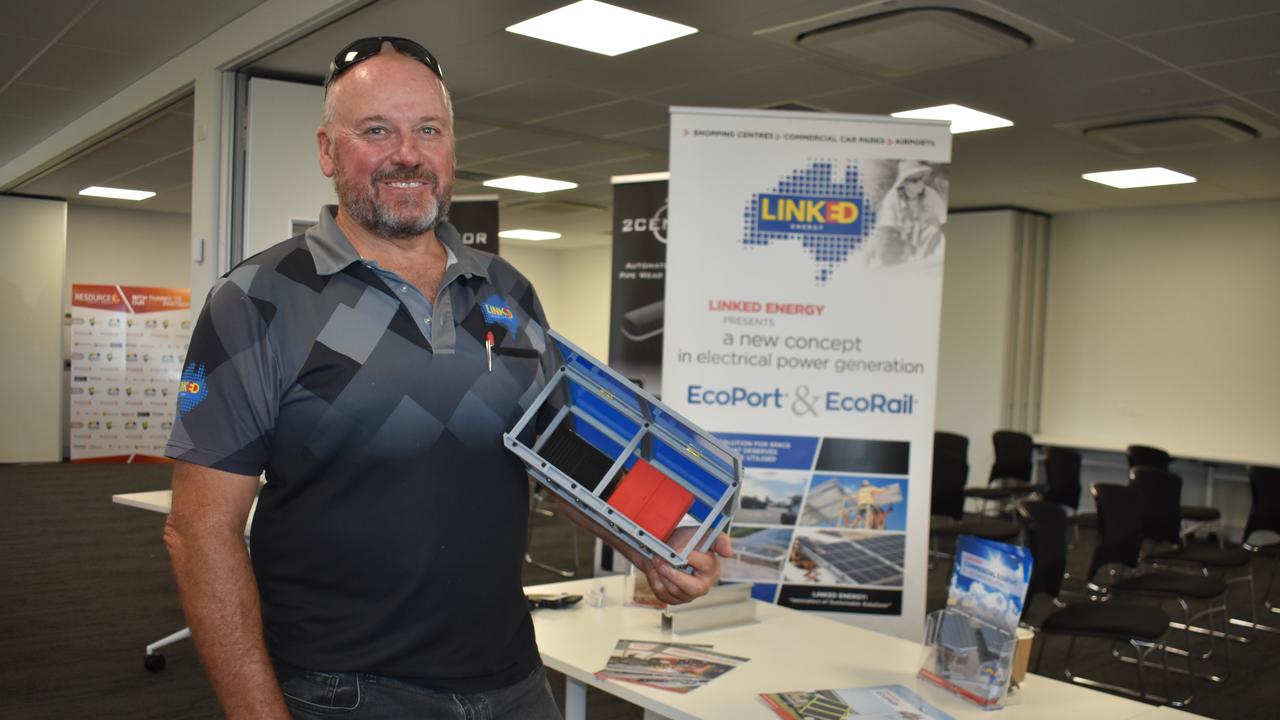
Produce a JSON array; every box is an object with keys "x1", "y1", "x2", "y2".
[{"x1": 606, "y1": 459, "x2": 695, "y2": 543}]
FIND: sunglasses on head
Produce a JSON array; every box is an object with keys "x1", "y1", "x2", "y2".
[{"x1": 325, "y1": 36, "x2": 444, "y2": 92}]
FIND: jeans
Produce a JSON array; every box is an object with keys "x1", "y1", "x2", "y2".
[{"x1": 277, "y1": 662, "x2": 562, "y2": 720}]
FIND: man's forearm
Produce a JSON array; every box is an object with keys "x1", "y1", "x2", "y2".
[{"x1": 165, "y1": 517, "x2": 289, "y2": 719}]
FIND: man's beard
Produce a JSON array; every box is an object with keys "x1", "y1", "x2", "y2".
[{"x1": 335, "y1": 166, "x2": 453, "y2": 239}]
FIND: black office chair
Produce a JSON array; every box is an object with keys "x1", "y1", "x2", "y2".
[
  {"x1": 934, "y1": 430, "x2": 968, "y2": 463},
  {"x1": 964, "y1": 430, "x2": 1045, "y2": 514},
  {"x1": 1126, "y1": 444, "x2": 1221, "y2": 541},
  {"x1": 1043, "y1": 447, "x2": 1094, "y2": 546},
  {"x1": 1017, "y1": 501, "x2": 1186, "y2": 706},
  {"x1": 1242, "y1": 465, "x2": 1280, "y2": 631},
  {"x1": 1090, "y1": 483, "x2": 1232, "y2": 684},
  {"x1": 1129, "y1": 467, "x2": 1256, "y2": 644},
  {"x1": 930, "y1": 441, "x2": 1019, "y2": 551}
]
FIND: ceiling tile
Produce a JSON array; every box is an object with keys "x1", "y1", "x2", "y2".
[
  {"x1": 0, "y1": 1, "x2": 97, "y2": 41},
  {"x1": 455, "y1": 79, "x2": 619, "y2": 124},
  {"x1": 18, "y1": 43, "x2": 154, "y2": 95},
  {"x1": 646, "y1": 59, "x2": 868, "y2": 109},
  {"x1": 1020, "y1": 0, "x2": 1280, "y2": 38},
  {"x1": 804, "y1": 84, "x2": 939, "y2": 116},
  {"x1": 58, "y1": 0, "x2": 267, "y2": 56},
  {"x1": 989, "y1": 71, "x2": 1227, "y2": 126},
  {"x1": 604, "y1": 124, "x2": 669, "y2": 152},
  {"x1": 108, "y1": 150, "x2": 192, "y2": 189},
  {"x1": 1189, "y1": 54, "x2": 1280, "y2": 94},
  {"x1": 0, "y1": 35, "x2": 50, "y2": 79},
  {"x1": 455, "y1": 126, "x2": 578, "y2": 164},
  {"x1": 0, "y1": 82, "x2": 97, "y2": 120},
  {"x1": 1125, "y1": 12, "x2": 1280, "y2": 67},
  {"x1": 907, "y1": 41, "x2": 1166, "y2": 104},
  {"x1": 530, "y1": 99, "x2": 671, "y2": 138}
]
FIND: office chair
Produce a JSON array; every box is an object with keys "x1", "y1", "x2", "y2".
[
  {"x1": 1129, "y1": 467, "x2": 1256, "y2": 644},
  {"x1": 930, "y1": 443, "x2": 1019, "y2": 548},
  {"x1": 1126, "y1": 444, "x2": 1221, "y2": 541},
  {"x1": 1090, "y1": 484, "x2": 1232, "y2": 684},
  {"x1": 1017, "y1": 501, "x2": 1187, "y2": 706},
  {"x1": 1043, "y1": 447, "x2": 1094, "y2": 547},
  {"x1": 964, "y1": 430, "x2": 1044, "y2": 514},
  {"x1": 1242, "y1": 465, "x2": 1280, "y2": 632}
]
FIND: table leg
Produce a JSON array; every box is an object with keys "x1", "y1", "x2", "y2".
[{"x1": 565, "y1": 675, "x2": 586, "y2": 720}]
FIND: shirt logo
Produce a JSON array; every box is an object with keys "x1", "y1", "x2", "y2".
[
  {"x1": 177, "y1": 362, "x2": 208, "y2": 416},
  {"x1": 480, "y1": 294, "x2": 519, "y2": 334}
]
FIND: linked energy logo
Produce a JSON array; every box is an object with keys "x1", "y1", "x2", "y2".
[
  {"x1": 177, "y1": 362, "x2": 209, "y2": 416},
  {"x1": 479, "y1": 294, "x2": 519, "y2": 334},
  {"x1": 742, "y1": 161, "x2": 876, "y2": 284},
  {"x1": 756, "y1": 194, "x2": 861, "y2": 236}
]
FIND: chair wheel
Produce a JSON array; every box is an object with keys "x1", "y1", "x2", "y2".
[{"x1": 144, "y1": 653, "x2": 166, "y2": 673}]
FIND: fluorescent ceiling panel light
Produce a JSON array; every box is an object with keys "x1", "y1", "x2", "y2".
[
  {"x1": 611, "y1": 171, "x2": 670, "y2": 184},
  {"x1": 891, "y1": 104, "x2": 1012, "y2": 134},
  {"x1": 483, "y1": 175, "x2": 578, "y2": 193},
  {"x1": 1081, "y1": 167, "x2": 1197, "y2": 189},
  {"x1": 78, "y1": 186, "x2": 156, "y2": 201},
  {"x1": 498, "y1": 229, "x2": 562, "y2": 241},
  {"x1": 506, "y1": 1, "x2": 697, "y2": 57}
]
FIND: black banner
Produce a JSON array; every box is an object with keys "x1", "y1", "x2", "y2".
[
  {"x1": 608, "y1": 180, "x2": 667, "y2": 395},
  {"x1": 448, "y1": 198, "x2": 499, "y2": 254},
  {"x1": 777, "y1": 585, "x2": 902, "y2": 615}
]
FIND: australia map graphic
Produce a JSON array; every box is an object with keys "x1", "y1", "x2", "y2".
[{"x1": 742, "y1": 160, "x2": 876, "y2": 284}]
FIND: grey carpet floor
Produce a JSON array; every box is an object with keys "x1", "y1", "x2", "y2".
[{"x1": 2, "y1": 462, "x2": 1277, "y2": 718}]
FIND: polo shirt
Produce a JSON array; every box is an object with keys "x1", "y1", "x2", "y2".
[{"x1": 165, "y1": 205, "x2": 559, "y2": 691}]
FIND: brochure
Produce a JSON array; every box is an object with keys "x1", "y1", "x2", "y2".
[
  {"x1": 595, "y1": 639, "x2": 748, "y2": 694},
  {"x1": 946, "y1": 535, "x2": 1033, "y2": 635},
  {"x1": 761, "y1": 683, "x2": 954, "y2": 720}
]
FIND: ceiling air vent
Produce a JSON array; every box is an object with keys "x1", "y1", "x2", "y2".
[
  {"x1": 1081, "y1": 116, "x2": 1260, "y2": 153},
  {"x1": 796, "y1": 9, "x2": 1031, "y2": 77},
  {"x1": 755, "y1": 1, "x2": 1070, "y2": 78}
]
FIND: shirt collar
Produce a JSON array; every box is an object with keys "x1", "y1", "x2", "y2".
[{"x1": 305, "y1": 205, "x2": 488, "y2": 280}]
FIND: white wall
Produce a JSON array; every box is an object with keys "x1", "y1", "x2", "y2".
[
  {"x1": 1041, "y1": 199, "x2": 1280, "y2": 466},
  {"x1": 65, "y1": 205, "x2": 191, "y2": 305},
  {"x1": 244, "y1": 78, "x2": 334, "y2": 258},
  {"x1": 501, "y1": 244, "x2": 612, "y2": 360},
  {"x1": 934, "y1": 211, "x2": 1021, "y2": 484},
  {"x1": 0, "y1": 195, "x2": 67, "y2": 462}
]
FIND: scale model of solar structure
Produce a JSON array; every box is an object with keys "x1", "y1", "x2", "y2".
[{"x1": 505, "y1": 330, "x2": 741, "y2": 573}]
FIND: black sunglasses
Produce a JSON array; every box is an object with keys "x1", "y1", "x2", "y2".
[{"x1": 325, "y1": 36, "x2": 444, "y2": 91}]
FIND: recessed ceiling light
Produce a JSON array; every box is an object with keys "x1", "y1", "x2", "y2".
[
  {"x1": 611, "y1": 171, "x2": 671, "y2": 184},
  {"x1": 891, "y1": 104, "x2": 1013, "y2": 134},
  {"x1": 506, "y1": 1, "x2": 697, "y2": 57},
  {"x1": 78, "y1": 186, "x2": 156, "y2": 201},
  {"x1": 483, "y1": 175, "x2": 578, "y2": 193},
  {"x1": 498, "y1": 229, "x2": 562, "y2": 241},
  {"x1": 1081, "y1": 167, "x2": 1197, "y2": 189}
]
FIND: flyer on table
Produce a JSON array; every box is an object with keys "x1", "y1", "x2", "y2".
[{"x1": 663, "y1": 107, "x2": 951, "y2": 640}]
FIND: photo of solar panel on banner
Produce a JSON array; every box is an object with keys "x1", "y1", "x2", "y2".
[{"x1": 797, "y1": 534, "x2": 905, "y2": 586}]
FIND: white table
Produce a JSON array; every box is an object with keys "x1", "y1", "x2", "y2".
[
  {"x1": 112, "y1": 489, "x2": 258, "y2": 533},
  {"x1": 525, "y1": 576, "x2": 1204, "y2": 720}
]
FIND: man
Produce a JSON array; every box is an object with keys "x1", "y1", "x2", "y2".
[{"x1": 164, "y1": 37, "x2": 730, "y2": 719}]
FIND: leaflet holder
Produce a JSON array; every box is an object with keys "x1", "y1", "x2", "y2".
[{"x1": 504, "y1": 330, "x2": 741, "y2": 573}]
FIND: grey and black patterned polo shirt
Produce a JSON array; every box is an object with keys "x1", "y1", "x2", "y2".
[{"x1": 165, "y1": 206, "x2": 558, "y2": 691}]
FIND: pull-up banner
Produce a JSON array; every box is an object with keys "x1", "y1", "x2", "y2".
[
  {"x1": 663, "y1": 107, "x2": 951, "y2": 641},
  {"x1": 449, "y1": 196, "x2": 500, "y2": 254},
  {"x1": 608, "y1": 177, "x2": 668, "y2": 396},
  {"x1": 69, "y1": 284, "x2": 191, "y2": 463}
]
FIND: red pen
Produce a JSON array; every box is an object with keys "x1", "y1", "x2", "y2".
[{"x1": 485, "y1": 331, "x2": 494, "y2": 372}]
